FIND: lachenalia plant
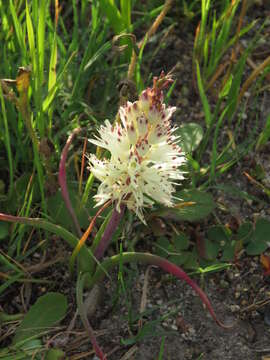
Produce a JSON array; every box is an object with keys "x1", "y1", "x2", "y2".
[{"x1": 0, "y1": 74, "x2": 232, "y2": 360}]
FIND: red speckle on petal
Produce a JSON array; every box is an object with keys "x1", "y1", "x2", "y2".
[{"x1": 142, "y1": 91, "x2": 148, "y2": 100}]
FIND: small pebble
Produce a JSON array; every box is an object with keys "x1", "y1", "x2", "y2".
[
  {"x1": 220, "y1": 280, "x2": 229, "y2": 288},
  {"x1": 230, "y1": 304, "x2": 240, "y2": 313}
]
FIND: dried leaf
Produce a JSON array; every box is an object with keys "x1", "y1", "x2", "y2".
[
  {"x1": 260, "y1": 254, "x2": 270, "y2": 276},
  {"x1": 16, "y1": 67, "x2": 31, "y2": 94}
]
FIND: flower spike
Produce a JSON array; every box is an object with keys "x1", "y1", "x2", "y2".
[{"x1": 89, "y1": 75, "x2": 186, "y2": 223}]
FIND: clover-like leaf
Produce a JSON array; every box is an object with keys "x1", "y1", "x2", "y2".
[{"x1": 246, "y1": 218, "x2": 270, "y2": 255}]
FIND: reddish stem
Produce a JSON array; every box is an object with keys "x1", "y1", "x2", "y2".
[
  {"x1": 156, "y1": 257, "x2": 228, "y2": 328},
  {"x1": 94, "y1": 204, "x2": 125, "y2": 260},
  {"x1": 58, "y1": 128, "x2": 82, "y2": 237},
  {"x1": 91, "y1": 252, "x2": 234, "y2": 329}
]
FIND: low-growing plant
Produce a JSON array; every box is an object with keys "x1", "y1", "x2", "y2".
[
  {"x1": 205, "y1": 218, "x2": 270, "y2": 259},
  {"x1": 2, "y1": 1, "x2": 269, "y2": 359},
  {"x1": 0, "y1": 73, "x2": 232, "y2": 360}
]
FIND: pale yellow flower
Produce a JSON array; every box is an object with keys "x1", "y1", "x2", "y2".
[{"x1": 89, "y1": 77, "x2": 186, "y2": 222}]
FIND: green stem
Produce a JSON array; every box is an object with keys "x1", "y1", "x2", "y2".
[{"x1": 0, "y1": 213, "x2": 92, "y2": 274}]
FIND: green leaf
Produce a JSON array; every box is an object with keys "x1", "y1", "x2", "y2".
[
  {"x1": 45, "y1": 348, "x2": 65, "y2": 360},
  {"x1": 204, "y1": 238, "x2": 220, "y2": 260},
  {"x1": 170, "y1": 251, "x2": 190, "y2": 266},
  {"x1": 246, "y1": 240, "x2": 268, "y2": 256},
  {"x1": 157, "y1": 189, "x2": 216, "y2": 222},
  {"x1": 47, "y1": 189, "x2": 91, "y2": 230},
  {"x1": 99, "y1": 0, "x2": 125, "y2": 34},
  {"x1": 13, "y1": 292, "x2": 68, "y2": 344},
  {"x1": 0, "y1": 339, "x2": 43, "y2": 359},
  {"x1": 47, "y1": 187, "x2": 110, "y2": 232},
  {"x1": 196, "y1": 60, "x2": 212, "y2": 127},
  {"x1": 206, "y1": 226, "x2": 238, "y2": 261},
  {"x1": 47, "y1": 189, "x2": 84, "y2": 231},
  {"x1": 0, "y1": 223, "x2": 9, "y2": 240},
  {"x1": 235, "y1": 222, "x2": 253, "y2": 244},
  {"x1": 182, "y1": 249, "x2": 198, "y2": 269},
  {"x1": 176, "y1": 123, "x2": 204, "y2": 153},
  {"x1": 219, "y1": 74, "x2": 233, "y2": 98},
  {"x1": 155, "y1": 236, "x2": 171, "y2": 258},
  {"x1": 207, "y1": 225, "x2": 231, "y2": 244},
  {"x1": 246, "y1": 218, "x2": 270, "y2": 255},
  {"x1": 221, "y1": 241, "x2": 236, "y2": 261},
  {"x1": 256, "y1": 113, "x2": 270, "y2": 150},
  {"x1": 172, "y1": 233, "x2": 189, "y2": 251}
]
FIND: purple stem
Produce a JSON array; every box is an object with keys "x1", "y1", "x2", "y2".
[
  {"x1": 59, "y1": 128, "x2": 82, "y2": 237},
  {"x1": 94, "y1": 204, "x2": 125, "y2": 260},
  {"x1": 155, "y1": 256, "x2": 230, "y2": 328},
  {"x1": 91, "y1": 252, "x2": 234, "y2": 329},
  {"x1": 80, "y1": 307, "x2": 107, "y2": 360}
]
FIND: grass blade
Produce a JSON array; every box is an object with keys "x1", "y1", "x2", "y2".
[
  {"x1": 0, "y1": 84, "x2": 13, "y2": 196},
  {"x1": 196, "y1": 60, "x2": 212, "y2": 127}
]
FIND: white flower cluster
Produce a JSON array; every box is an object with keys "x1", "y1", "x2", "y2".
[{"x1": 89, "y1": 76, "x2": 186, "y2": 222}]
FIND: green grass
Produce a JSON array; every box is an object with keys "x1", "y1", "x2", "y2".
[{"x1": 0, "y1": 0, "x2": 270, "y2": 358}]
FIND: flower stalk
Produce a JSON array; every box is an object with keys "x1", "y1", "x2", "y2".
[
  {"x1": 58, "y1": 127, "x2": 82, "y2": 237},
  {"x1": 94, "y1": 204, "x2": 125, "y2": 260}
]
